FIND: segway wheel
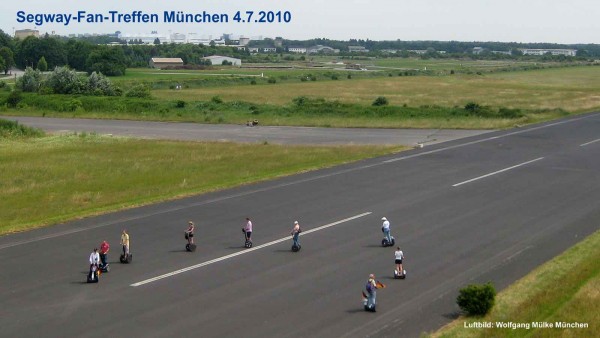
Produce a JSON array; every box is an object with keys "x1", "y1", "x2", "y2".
[
  {"x1": 186, "y1": 244, "x2": 197, "y2": 252},
  {"x1": 381, "y1": 239, "x2": 388, "y2": 247},
  {"x1": 390, "y1": 238, "x2": 395, "y2": 246},
  {"x1": 127, "y1": 253, "x2": 133, "y2": 263},
  {"x1": 292, "y1": 244, "x2": 301, "y2": 252},
  {"x1": 120, "y1": 254, "x2": 126, "y2": 263},
  {"x1": 104, "y1": 265, "x2": 110, "y2": 273},
  {"x1": 245, "y1": 241, "x2": 253, "y2": 248},
  {"x1": 87, "y1": 270, "x2": 99, "y2": 283},
  {"x1": 400, "y1": 269, "x2": 407, "y2": 279}
]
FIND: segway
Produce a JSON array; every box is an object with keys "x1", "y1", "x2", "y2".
[
  {"x1": 87, "y1": 265, "x2": 100, "y2": 283},
  {"x1": 381, "y1": 236, "x2": 395, "y2": 247},
  {"x1": 394, "y1": 269, "x2": 407, "y2": 279},
  {"x1": 243, "y1": 229, "x2": 252, "y2": 248},
  {"x1": 120, "y1": 252, "x2": 133, "y2": 263},
  {"x1": 291, "y1": 243, "x2": 301, "y2": 252},
  {"x1": 99, "y1": 262, "x2": 110, "y2": 273},
  {"x1": 185, "y1": 232, "x2": 196, "y2": 252}
]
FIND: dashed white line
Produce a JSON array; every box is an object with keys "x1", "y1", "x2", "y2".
[
  {"x1": 452, "y1": 157, "x2": 544, "y2": 187},
  {"x1": 580, "y1": 138, "x2": 600, "y2": 147},
  {"x1": 130, "y1": 212, "x2": 372, "y2": 287}
]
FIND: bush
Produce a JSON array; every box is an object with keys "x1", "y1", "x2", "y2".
[
  {"x1": 46, "y1": 66, "x2": 87, "y2": 94},
  {"x1": 292, "y1": 96, "x2": 308, "y2": 106},
  {"x1": 211, "y1": 96, "x2": 223, "y2": 104},
  {"x1": 62, "y1": 98, "x2": 83, "y2": 112},
  {"x1": 457, "y1": 282, "x2": 496, "y2": 316},
  {"x1": 125, "y1": 84, "x2": 152, "y2": 98},
  {"x1": 16, "y1": 67, "x2": 42, "y2": 92},
  {"x1": 0, "y1": 118, "x2": 45, "y2": 138},
  {"x1": 372, "y1": 96, "x2": 389, "y2": 106},
  {"x1": 267, "y1": 78, "x2": 277, "y2": 84},
  {"x1": 87, "y1": 72, "x2": 119, "y2": 96},
  {"x1": 6, "y1": 90, "x2": 23, "y2": 108},
  {"x1": 498, "y1": 107, "x2": 524, "y2": 118},
  {"x1": 175, "y1": 100, "x2": 186, "y2": 108}
]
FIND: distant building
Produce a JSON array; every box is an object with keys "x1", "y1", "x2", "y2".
[
  {"x1": 203, "y1": 55, "x2": 242, "y2": 66},
  {"x1": 491, "y1": 50, "x2": 511, "y2": 55},
  {"x1": 348, "y1": 46, "x2": 369, "y2": 53},
  {"x1": 15, "y1": 29, "x2": 39, "y2": 39},
  {"x1": 519, "y1": 48, "x2": 577, "y2": 56},
  {"x1": 408, "y1": 50, "x2": 428, "y2": 55},
  {"x1": 263, "y1": 47, "x2": 277, "y2": 53},
  {"x1": 150, "y1": 57, "x2": 184, "y2": 69},
  {"x1": 248, "y1": 47, "x2": 259, "y2": 53},
  {"x1": 381, "y1": 49, "x2": 398, "y2": 54},
  {"x1": 472, "y1": 47, "x2": 485, "y2": 55},
  {"x1": 307, "y1": 45, "x2": 339, "y2": 54},
  {"x1": 274, "y1": 37, "x2": 284, "y2": 47},
  {"x1": 239, "y1": 37, "x2": 250, "y2": 46},
  {"x1": 288, "y1": 47, "x2": 307, "y2": 53}
]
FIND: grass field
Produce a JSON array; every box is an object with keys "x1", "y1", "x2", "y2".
[
  {"x1": 0, "y1": 133, "x2": 404, "y2": 234},
  {"x1": 152, "y1": 66, "x2": 600, "y2": 112},
  {"x1": 429, "y1": 229, "x2": 600, "y2": 338}
]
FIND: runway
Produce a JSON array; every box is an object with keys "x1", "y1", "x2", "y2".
[{"x1": 1, "y1": 112, "x2": 599, "y2": 337}]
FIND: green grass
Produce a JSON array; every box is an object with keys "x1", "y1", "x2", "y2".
[
  {"x1": 428, "y1": 230, "x2": 600, "y2": 338},
  {"x1": 0, "y1": 133, "x2": 404, "y2": 234},
  {"x1": 2, "y1": 64, "x2": 598, "y2": 130}
]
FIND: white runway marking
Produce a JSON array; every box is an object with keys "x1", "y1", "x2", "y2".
[
  {"x1": 580, "y1": 138, "x2": 600, "y2": 147},
  {"x1": 452, "y1": 157, "x2": 544, "y2": 187},
  {"x1": 130, "y1": 212, "x2": 371, "y2": 287}
]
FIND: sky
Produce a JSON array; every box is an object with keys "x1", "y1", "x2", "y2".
[{"x1": 1, "y1": 0, "x2": 599, "y2": 44}]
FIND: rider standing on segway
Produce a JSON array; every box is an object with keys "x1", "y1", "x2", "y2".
[
  {"x1": 99, "y1": 240, "x2": 110, "y2": 269},
  {"x1": 185, "y1": 221, "x2": 195, "y2": 245},
  {"x1": 291, "y1": 221, "x2": 301, "y2": 247},
  {"x1": 121, "y1": 229, "x2": 130, "y2": 257},
  {"x1": 381, "y1": 217, "x2": 392, "y2": 244},
  {"x1": 89, "y1": 248, "x2": 100, "y2": 269},
  {"x1": 243, "y1": 217, "x2": 253, "y2": 244}
]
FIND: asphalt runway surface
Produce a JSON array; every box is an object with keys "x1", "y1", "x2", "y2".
[
  {"x1": 1, "y1": 112, "x2": 599, "y2": 337},
  {"x1": 0, "y1": 115, "x2": 490, "y2": 145}
]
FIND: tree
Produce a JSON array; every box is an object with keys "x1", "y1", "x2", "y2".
[
  {"x1": 45, "y1": 66, "x2": 86, "y2": 94},
  {"x1": 66, "y1": 39, "x2": 92, "y2": 71},
  {"x1": 85, "y1": 46, "x2": 127, "y2": 76},
  {"x1": 37, "y1": 56, "x2": 48, "y2": 71},
  {"x1": 153, "y1": 38, "x2": 161, "y2": 45},
  {"x1": 0, "y1": 46, "x2": 15, "y2": 74},
  {"x1": 0, "y1": 56, "x2": 5, "y2": 75}
]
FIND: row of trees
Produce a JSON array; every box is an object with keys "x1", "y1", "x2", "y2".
[{"x1": 17, "y1": 66, "x2": 120, "y2": 95}]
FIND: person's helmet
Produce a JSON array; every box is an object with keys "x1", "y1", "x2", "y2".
[
  {"x1": 369, "y1": 274, "x2": 375, "y2": 278},
  {"x1": 381, "y1": 217, "x2": 387, "y2": 221},
  {"x1": 188, "y1": 221, "x2": 194, "y2": 225},
  {"x1": 294, "y1": 221, "x2": 299, "y2": 225}
]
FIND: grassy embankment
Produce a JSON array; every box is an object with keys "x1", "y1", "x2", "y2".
[
  {"x1": 0, "y1": 120, "x2": 404, "y2": 234},
  {"x1": 429, "y1": 229, "x2": 600, "y2": 338},
  {"x1": 1, "y1": 64, "x2": 598, "y2": 129}
]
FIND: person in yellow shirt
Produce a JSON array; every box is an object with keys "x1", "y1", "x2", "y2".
[{"x1": 120, "y1": 229, "x2": 130, "y2": 256}]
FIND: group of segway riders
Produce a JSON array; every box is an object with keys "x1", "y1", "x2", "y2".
[
  {"x1": 362, "y1": 217, "x2": 406, "y2": 312},
  {"x1": 87, "y1": 217, "x2": 404, "y2": 313},
  {"x1": 87, "y1": 229, "x2": 132, "y2": 283}
]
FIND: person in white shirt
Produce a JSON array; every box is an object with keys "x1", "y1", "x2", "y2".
[
  {"x1": 291, "y1": 221, "x2": 301, "y2": 247},
  {"x1": 89, "y1": 248, "x2": 100, "y2": 269},
  {"x1": 394, "y1": 247, "x2": 404, "y2": 275},
  {"x1": 381, "y1": 217, "x2": 391, "y2": 243}
]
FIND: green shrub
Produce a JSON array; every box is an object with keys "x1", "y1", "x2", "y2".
[
  {"x1": 267, "y1": 78, "x2": 277, "y2": 84},
  {"x1": 250, "y1": 80, "x2": 257, "y2": 85},
  {"x1": 6, "y1": 90, "x2": 23, "y2": 108},
  {"x1": 125, "y1": 84, "x2": 152, "y2": 98},
  {"x1": 62, "y1": 99, "x2": 83, "y2": 112},
  {"x1": 372, "y1": 96, "x2": 389, "y2": 106},
  {"x1": 16, "y1": 67, "x2": 42, "y2": 92},
  {"x1": 211, "y1": 96, "x2": 223, "y2": 104},
  {"x1": 175, "y1": 100, "x2": 186, "y2": 108},
  {"x1": 292, "y1": 96, "x2": 308, "y2": 106},
  {"x1": 457, "y1": 282, "x2": 496, "y2": 316}
]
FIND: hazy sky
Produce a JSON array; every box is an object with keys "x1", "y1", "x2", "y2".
[{"x1": 2, "y1": 0, "x2": 598, "y2": 43}]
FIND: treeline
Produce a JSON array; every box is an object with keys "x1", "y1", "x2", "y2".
[{"x1": 0, "y1": 29, "x2": 250, "y2": 76}]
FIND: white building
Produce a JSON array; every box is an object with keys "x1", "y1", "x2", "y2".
[
  {"x1": 288, "y1": 47, "x2": 307, "y2": 53},
  {"x1": 203, "y1": 55, "x2": 242, "y2": 66},
  {"x1": 519, "y1": 48, "x2": 577, "y2": 56}
]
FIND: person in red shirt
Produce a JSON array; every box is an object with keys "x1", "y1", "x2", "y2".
[{"x1": 99, "y1": 240, "x2": 110, "y2": 268}]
